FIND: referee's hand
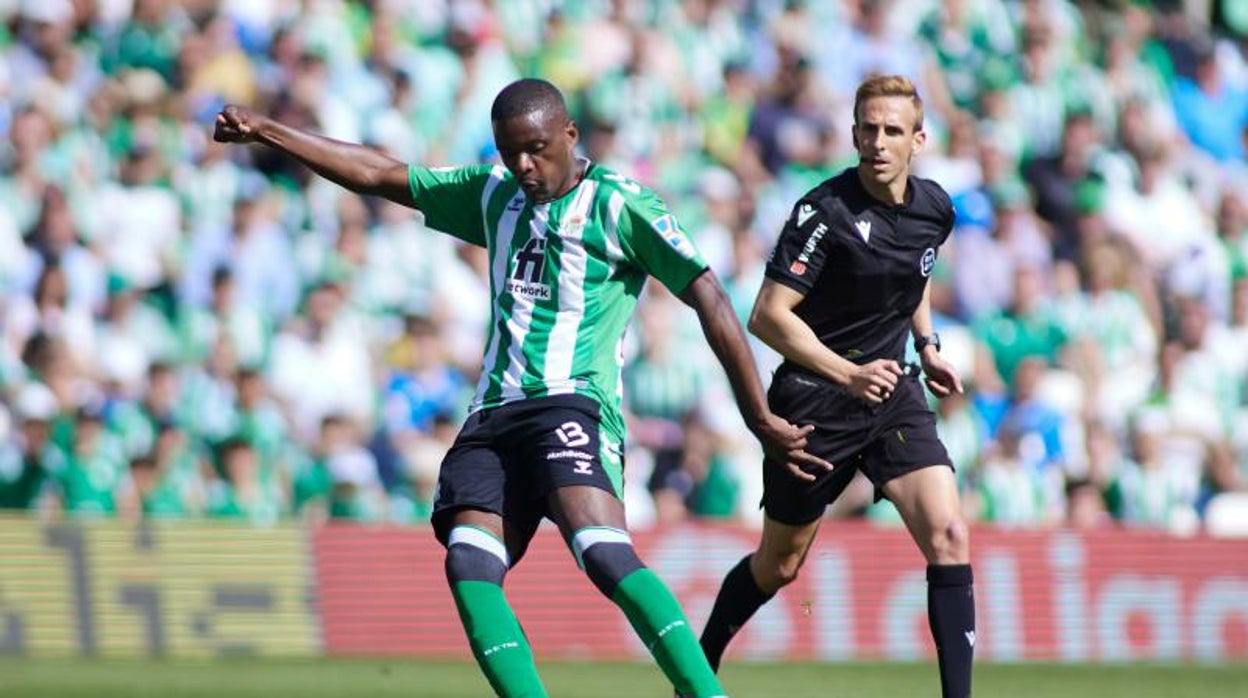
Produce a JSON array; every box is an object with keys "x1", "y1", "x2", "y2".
[
  {"x1": 754, "y1": 414, "x2": 834, "y2": 482},
  {"x1": 845, "y1": 359, "x2": 905, "y2": 405}
]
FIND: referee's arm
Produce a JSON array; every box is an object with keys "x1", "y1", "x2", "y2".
[
  {"x1": 749, "y1": 279, "x2": 901, "y2": 405},
  {"x1": 910, "y1": 279, "x2": 963, "y2": 397}
]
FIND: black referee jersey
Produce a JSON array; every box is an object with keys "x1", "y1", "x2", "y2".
[{"x1": 764, "y1": 167, "x2": 955, "y2": 367}]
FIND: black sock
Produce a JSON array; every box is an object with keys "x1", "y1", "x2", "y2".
[
  {"x1": 699, "y1": 555, "x2": 774, "y2": 672},
  {"x1": 928, "y1": 564, "x2": 975, "y2": 698}
]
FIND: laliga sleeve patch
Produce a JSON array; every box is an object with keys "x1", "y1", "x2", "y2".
[{"x1": 651, "y1": 213, "x2": 697, "y2": 260}]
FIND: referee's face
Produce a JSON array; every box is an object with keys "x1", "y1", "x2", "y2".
[
  {"x1": 853, "y1": 96, "x2": 926, "y2": 193},
  {"x1": 494, "y1": 109, "x2": 580, "y2": 203}
]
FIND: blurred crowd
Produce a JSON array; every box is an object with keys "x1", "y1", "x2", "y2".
[{"x1": 0, "y1": 0, "x2": 1246, "y2": 533}]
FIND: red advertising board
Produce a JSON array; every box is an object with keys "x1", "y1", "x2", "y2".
[{"x1": 313, "y1": 523, "x2": 1248, "y2": 662}]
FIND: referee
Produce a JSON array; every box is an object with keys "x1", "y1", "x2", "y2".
[{"x1": 695, "y1": 75, "x2": 975, "y2": 698}]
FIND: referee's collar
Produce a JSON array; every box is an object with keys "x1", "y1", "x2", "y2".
[{"x1": 850, "y1": 168, "x2": 916, "y2": 210}]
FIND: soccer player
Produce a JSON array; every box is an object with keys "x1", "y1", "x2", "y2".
[
  {"x1": 213, "y1": 78, "x2": 829, "y2": 698},
  {"x1": 694, "y1": 75, "x2": 975, "y2": 697}
]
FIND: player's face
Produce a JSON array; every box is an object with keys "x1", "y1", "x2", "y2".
[
  {"x1": 493, "y1": 110, "x2": 579, "y2": 203},
  {"x1": 853, "y1": 96, "x2": 925, "y2": 189}
]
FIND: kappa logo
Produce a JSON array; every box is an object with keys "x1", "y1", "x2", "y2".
[
  {"x1": 506, "y1": 195, "x2": 525, "y2": 212},
  {"x1": 854, "y1": 219, "x2": 872, "y2": 243},
  {"x1": 795, "y1": 203, "x2": 816, "y2": 227},
  {"x1": 964, "y1": 630, "x2": 976, "y2": 648}
]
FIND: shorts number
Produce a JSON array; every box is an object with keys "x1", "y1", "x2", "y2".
[{"x1": 555, "y1": 422, "x2": 590, "y2": 448}]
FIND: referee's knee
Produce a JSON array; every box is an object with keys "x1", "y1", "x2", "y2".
[
  {"x1": 752, "y1": 550, "x2": 805, "y2": 594},
  {"x1": 927, "y1": 518, "x2": 971, "y2": 565}
]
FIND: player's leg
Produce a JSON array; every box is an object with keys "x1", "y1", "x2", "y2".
[
  {"x1": 441, "y1": 508, "x2": 545, "y2": 697},
  {"x1": 698, "y1": 513, "x2": 821, "y2": 672},
  {"x1": 547, "y1": 485, "x2": 726, "y2": 698},
  {"x1": 434, "y1": 418, "x2": 547, "y2": 698},
  {"x1": 879, "y1": 442, "x2": 973, "y2": 697}
]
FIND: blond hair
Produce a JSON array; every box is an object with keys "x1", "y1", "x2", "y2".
[{"x1": 854, "y1": 75, "x2": 924, "y2": 131}]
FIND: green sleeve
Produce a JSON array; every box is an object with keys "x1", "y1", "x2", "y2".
[
  {"x1": 615, "y1": 185, "x2": 708, "y2": 294},
  {"x1": 407, "y1": 164, "x2": 497, "y2": 247}
]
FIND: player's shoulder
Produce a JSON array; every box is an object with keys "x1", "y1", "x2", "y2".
[
  {"x1": 909, "y1": 176, "x2": 955, "y2": 220},
  {"x1": 589, "y1": 163, "x2": 658, "y2": 201}
]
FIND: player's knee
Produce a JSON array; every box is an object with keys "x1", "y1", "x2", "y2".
[
  {"x1": 927, "y1": 518, "x2": 971, "y2": 565},
  {"x1": 571, "y1": 527, "x2": 644, "y2": 597},
  {"x1": 444, "y1": 526, "x2": 510, "y2": 585}
]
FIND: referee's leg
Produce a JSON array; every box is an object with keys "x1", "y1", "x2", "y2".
[
  {"x1": 698, "y1": 515, "x2": 821, "y2": 672},
  {"x1": 883, "y1": 466, "x2": 974, "y2": 698}
]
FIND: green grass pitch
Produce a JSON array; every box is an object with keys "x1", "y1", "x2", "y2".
[{"x1": 3, "y1": 657, "x2": 1246, "y2": 697}]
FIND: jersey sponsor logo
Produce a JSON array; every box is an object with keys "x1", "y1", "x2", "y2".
[
  {"x1": 513, "y1": 238, "x2": 547, "y2": 283},
  {"x1": 505, "y1": 279, "x2": 551, "y2": 300},
  {"x1": 789, "y1": 222, "x2": 828, "y2": 276},
  {"x1": 652, "y1": 213, "x2": 697, "y2": 260},
  {"x1": 795, "y1": 203, "x2": 816, "y2": 227},
  {"x1": 546, "y1": 449, "x2": 593, "y2": 461},
  {"x1": 919, "y1": 247, "x2": 936, "y2": 277},
  {"x1": 854, "y1": 219, "x2": 872, "y2": 243},
  {"x1": 508, "y1": 238, "x2": 551, "y2": 299},
  {"x1": 572, "y1": 460, "x2": 594, "y2": 475}
]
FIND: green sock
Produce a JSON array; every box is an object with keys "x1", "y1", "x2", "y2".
[
  {"x1": 451, "y1": 580, "x2": 548, "y2": 697},
  {"x1": 612, "y1": 568, "x2": 726, "y2": 698}
]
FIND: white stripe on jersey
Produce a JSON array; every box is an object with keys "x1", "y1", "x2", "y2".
[
  {"x1": 543, "y1": 180, "x2": 597, "y2": 393},
  {"x1": 496, "y1": 202, "x2": 552, "y2": 401},
  {"x1": 481, "y1": 166, "x2": 507, "y2": 232},
  {"x1": 602, "y1": 191, "x2": 627, "y2": 265},
  {"x1": 604, "y1": 191, "x2": 628, "y2": 402},
  {"x1": 472, "y1": 190, "x2": 526, "y2": 411}
]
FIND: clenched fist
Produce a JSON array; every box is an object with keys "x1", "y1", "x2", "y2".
[{"x1": 213, "y1": 105, "x2": 265, "y2": 143}]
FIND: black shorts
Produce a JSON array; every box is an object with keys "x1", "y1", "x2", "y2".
[
  {"x1": 431, "y1": 394, "x2": 623, "y2": 546},
  {"x1": 762, "y1": 365, "x2": 952, "y2": 526}
]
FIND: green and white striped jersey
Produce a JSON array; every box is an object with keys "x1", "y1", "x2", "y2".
[{"x1": 408, "y1": 160, "x2": 708, "y2": 443}]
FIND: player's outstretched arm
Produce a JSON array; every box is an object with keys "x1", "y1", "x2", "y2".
[
  {"x1": 213, "y1": 104, "x2": 414, "y2": 207},
  {"x1": 678, "y1": 269, "x2": 833, "y2": 481}
]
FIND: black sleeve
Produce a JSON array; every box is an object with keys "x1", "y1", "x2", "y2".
[
  {"x1": 764, "y1": 197, "x2": 836, "y2": 295},
  {"x1": 934, "y1": 183, "x2": 956, "y2": 245}
]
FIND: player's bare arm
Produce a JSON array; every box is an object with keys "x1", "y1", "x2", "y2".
[
  {"x1": 910, "y1": 279, "x2": 963, "y2": 397},
  {"x1": 678, "y1": 269, "x2": 833, "y2": 481},
  {"x1": 213, "y1": 104, "x2": 414, "y2": 206},
  {"x1": 749, "y1": 278, "x2": 903, "y2": 405}
]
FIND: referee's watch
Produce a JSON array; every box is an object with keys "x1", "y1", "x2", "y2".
[{"x1": 914, "y1": 333, "x2": 941, "y2": 354}]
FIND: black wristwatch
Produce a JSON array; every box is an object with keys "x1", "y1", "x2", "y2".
[{"x1": 914, "y1": 333, "x2": 941, "y2": 354}]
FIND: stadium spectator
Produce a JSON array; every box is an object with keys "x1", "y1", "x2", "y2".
[{"x1": 0, "y1": 0, "x2": 1243, "y2": 546}]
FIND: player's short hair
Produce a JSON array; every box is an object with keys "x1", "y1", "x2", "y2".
[
  {"x1": 854, "y1": 75, "x2": 924, "y2": 132},
  {"x1": 490, "y1": 78, "x2": 569, "y2": 123}
]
